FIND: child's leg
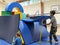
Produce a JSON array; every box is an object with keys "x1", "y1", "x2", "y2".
[
  {"x1": 53, "y1": 34, "x2": 58, "y2": 42},
  {"x1": 53, "y1": 27, "x2": 58, "y2": 42},
  {"x1": 49, "y1": 26, "x2": 54, "y2": 43},
  {"x1": 50, "y1": 31, "x2": 53, "y2": 43}
]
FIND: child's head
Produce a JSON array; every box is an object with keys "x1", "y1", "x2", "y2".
[
  {"x1": 50, "y1": 10, "x2": 56, "y2": 16},
  {"x1": 16, "y1": 32, "x2": 20, "y2": 37},
  {"x1": 26, "y1": 14, "x2": 30, "y2": 18}
]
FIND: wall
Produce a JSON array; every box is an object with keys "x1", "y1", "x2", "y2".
[
  {"x1": 23, "y1": 0, "x2": 60, "y2": 24},
  {"x1": 44, "y1": 0, "x2": 60, "y2": 13},
  {"x1": 0, "y1": 2, "x2": 6, "y2": 16},
  {"x1": 45, "y1": 0, "x2": 60, "y2": 24},
  {"x1": 23, "y1": 0, "x2": 60, "y2": 13},
  {"x1": 23, "y1": 3, "x2": 41, "y2": 15}
]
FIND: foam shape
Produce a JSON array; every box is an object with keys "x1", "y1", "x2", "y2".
[
  {"x1": 19, "y1": 20, "x2": 49, "y2": 44},
  {"x1": 34, "y1": 22, "x2": 49, "y2": 41},
  {"x1": 34, "y1": 22, "x2": 49, "y2": 38},
  {"x1": 19, "y1": 21, "x2": 33, "y2": 44},
  {"x1": 14, "y1": 12, "x2": 22, "y2": 19},
  {"x1": 0, "y1": 15, "x2": 19, "y2": 44},
  {"x1": 18, "y1": 30, "x2": 24, "y2": 44},
  {"x1": 12, "y1": 7, "x2": 22, "y2": 19},
  {"x1": 0, "y1": 39, "x2": 11, "y2": 45},
  {"x1": 5, "y1": 2, "x2": 24, "y2": 13},
  {"x1": 2, "y1": 11, "x2": 12, "y2": 16},
  {"x1": 40, "y1": 26, "x2": 49, "y2": 38},
  {"x1": 23, "y1": 21, "x2": 49, "y2": 42},
  {"x1": 22, "y1": 13, "x2": 26, "y2": 19},
  {"x1": 19, "y1": 16, "x2": 50, "y2": 44},
  {"x1": 22, "y1": 19, "x2": 34, "y2": 22},
  {"x1": 22, "y1": 21, "x2": 40, "y2": 42},
  {"x1": 30, "y1": 16, "x2": 51, "y2": 21},
  {"x1": 13, "y1": 7, "x2": 20, "y2": 12}
]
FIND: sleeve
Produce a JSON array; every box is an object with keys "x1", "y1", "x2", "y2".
[
  {"x1": 14, "y1": 39, "x2": 17, "y2": 45},
  {"x1": 51, "y1": 17, "x2": 54, "y2": 23}
]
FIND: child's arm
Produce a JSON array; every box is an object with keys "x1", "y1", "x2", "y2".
[
  {"x1": 43, "y1": 22, "x2": 51, "y2": 25},
  {"x1": 14, "y1": 39, "x2": 17, "y2": 45},
  {"x1": 43, "y1": 17, "x2": 54, "y2": 25}
]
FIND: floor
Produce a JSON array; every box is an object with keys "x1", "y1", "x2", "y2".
[
  {"x1": 38, "y1": 25, "x2": 60, "y2": 45},
  {"x1": 37, "y1": 36, "x2": 60, "y2": 45}
]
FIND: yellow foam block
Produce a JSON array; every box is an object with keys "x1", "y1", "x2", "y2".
[
  {"x1": 18, "y1": 30, "x2": 24, "y2": 44},
  {"x1": 14, "y1": 12, "x2": 22, "y2": 20}
]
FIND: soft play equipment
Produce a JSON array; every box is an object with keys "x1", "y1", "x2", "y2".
[
  {"x1": 0, "y1": 15, "x2": 19, "y2": 44},
  {"x1": 5, "y1": 2, "x2": 25, "y2": 44},
  {"x1": 5, "y1": 2, "x2": 24, "y2": 19},
  {"x1": 0, "y1": 39, "x2": 11, "y2": 45},
  {"x1": 5, "y1": 2, "x2": 24, "y2": 13},
  {"x1": 2, "y1": 11, "x2": 12, "y2": 16},
  {"x1": 19, "y1": 16, "x2": 51, "y2": 45},
  {"x1": 22, "y1": 13, "x2": 26, "y2": 19},
  {"x1": 19, "y1": 21, "x2": 40, "y2": 45},
  {"x1": 0, "y1": 1, "x2": 52, "y2": 45},
  {"x1": 14, "y1": 12, "x2": 23, "y2": 19},
  {"x1": 19, "y1": 21, "x2": 34, "y2": 44}
]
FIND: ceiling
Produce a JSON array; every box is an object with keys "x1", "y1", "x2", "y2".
[
  {"x1": 0, "y1": 0, "x2": 28, "y2": 6},
  {"x1": 0, "y1": 0, "x2": 28, "y2": 3}
]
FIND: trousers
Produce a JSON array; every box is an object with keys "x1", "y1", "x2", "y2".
[{"x1": 50, "y1": 26, "x2": 58, "y2": 42}]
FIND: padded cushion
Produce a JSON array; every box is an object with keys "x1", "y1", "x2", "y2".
[{"x1": 19, "y1": 21, "x2": 33, "y2": 44}]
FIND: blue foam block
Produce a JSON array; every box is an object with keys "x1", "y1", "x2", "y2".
[
  {"x1": 22, "y1": 19, "x2": 34, "y2": 22},
  {"x1": 30, "y1": 16, "x2": 51, "y2": 20},
  {"x1": 5, "y1": 2, "x2": 24, "y2": 13},
  {"x1": 19, "y1": 21, "x2": 33, "y2": 44},
  {"x1": 19, "y1": 19, "x2": 49, "y2": 44},
  {"x1": 23, "y1": 16, "x2": 51, "y2": 23},
  {"x1": 33, "y1": 22, "x2": 40, "y2": 41},
  {"x1": 19, "y1": 16, "x2": 50, "y2": 44},
  {"x1": 41, "y1": 26, "x2": 49, "y2": 38},
  {"x1": 34, "y1": 22, "x2": 49, "y2": 41}
]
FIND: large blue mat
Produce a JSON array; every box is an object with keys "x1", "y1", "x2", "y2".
[
  {"x1": 0, "y1": 36, "x2": 60, "y2": 45},
  {"x1": 0, "y1": 39, "x2": 11, "y2": 45}
]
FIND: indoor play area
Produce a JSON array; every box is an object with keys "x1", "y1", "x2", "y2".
[{"x1": 0, "y1": 0, "x2": 60, "y2": 45}]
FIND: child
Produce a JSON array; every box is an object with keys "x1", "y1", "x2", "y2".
[
  {"x1": 26, "y1": 13, "x2": 36, "y2": 19},
  {"x1": 14, "y1": 32, "x2": 22, "y2": 45},
  {"x1": 46, "y1": 10, "x2": 58, "y2": 43},
  {"x1": 26, "y1": 14, "x2": 30, "y2": 18}
]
